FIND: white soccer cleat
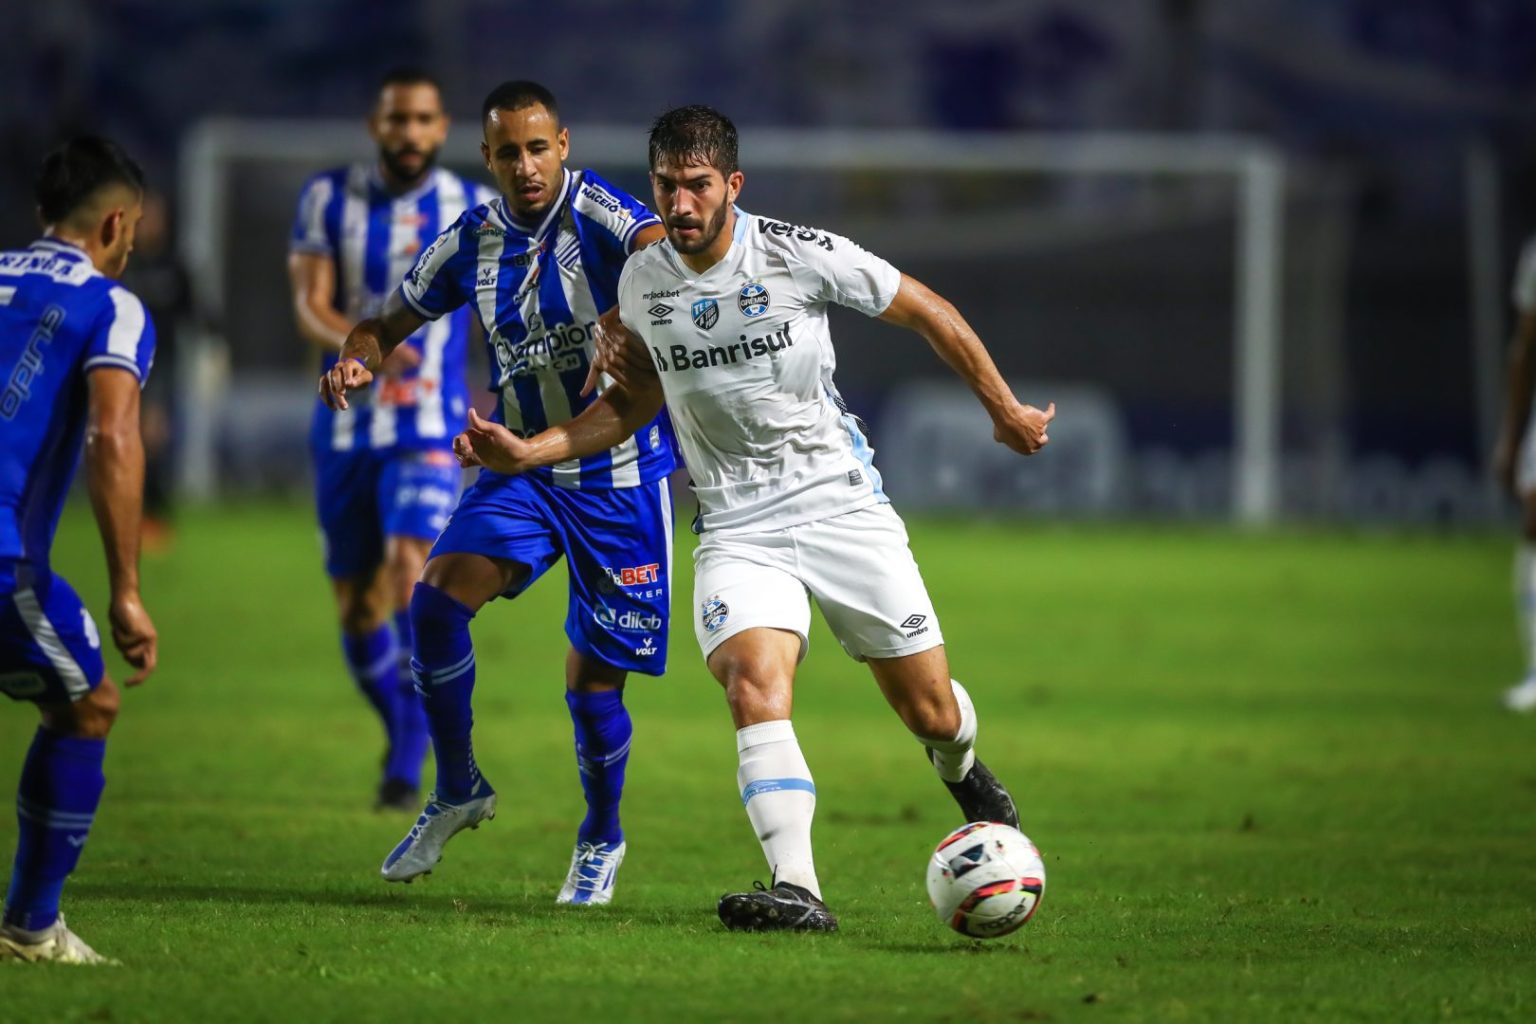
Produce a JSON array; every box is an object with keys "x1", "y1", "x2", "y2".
[
  {"x1": 1504, "y1": 677, "x2": 1536, "y2": 713},
  {"x1": 0, "y1": 916, "x2": 118, "y2": 965},
  {"x1": 556, "y1": 840, "x2": 627, "y2": 905},
  {"x1": 380, "y1": 787, "x2": 497, "y2": 883}
]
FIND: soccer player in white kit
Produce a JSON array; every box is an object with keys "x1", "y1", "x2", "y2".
[
  {"x1": 1494, "y1": 236, "x2": 1536, "y2": 711},
  {"x1": 452, "y1": 105, "x2": 1055, "y2": 931}
]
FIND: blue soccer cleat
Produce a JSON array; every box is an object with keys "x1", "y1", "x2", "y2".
[
  {"x1": 556, "y1": 839, "x2": 627, "y2": 905},
  {"x1": 380, "y1": 783, "x2": 497, "y2": 883}
]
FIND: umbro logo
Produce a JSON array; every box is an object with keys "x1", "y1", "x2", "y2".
[
  {"x1": 648, "y1": 303, "x2": 673, "y2": 318},
  {"x1": 901, "y1": 613, "x2": 929, "y2": 638}
]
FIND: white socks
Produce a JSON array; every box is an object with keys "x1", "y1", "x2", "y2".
[
  {"x1": 922, "y1": 679, "x2": 978, "y2": 784},
  {"x1": 1518, "y1": 544, "x2": 1536, "y2": 675},
  {"x1": 736, "y1": 720, "x2": 820, "y2": 899}
]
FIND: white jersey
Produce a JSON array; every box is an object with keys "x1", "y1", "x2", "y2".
[{"x1": 617, "y1": 209, "x2": 902, "y2": 534}]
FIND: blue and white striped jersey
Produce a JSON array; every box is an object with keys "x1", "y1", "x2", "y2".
[
  {"x1": 291, "y1": 164, "x2": 496, "y2": 453},
  {"x1": 0, "y1": 239, "x2": 156, "y2": 577},
  {"x1": 400, "y1": 168, "x2": 676, "y2": 490}
]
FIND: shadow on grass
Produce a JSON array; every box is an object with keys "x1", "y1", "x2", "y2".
[{"x1": 67, "y1": 880, "x2": 714, "y2": 928}]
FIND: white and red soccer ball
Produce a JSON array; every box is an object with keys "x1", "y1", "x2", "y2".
[{"x1": 926, "y1": 821, "x2": 1046, "y2": 938}]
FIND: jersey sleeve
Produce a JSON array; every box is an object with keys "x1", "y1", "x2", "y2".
[
  {"x1": 399, "y1": 220, "x2": 469, "y2": 321},
  {"x1": 83, "y1": 287, "x2": 157, "y2": 384},
  {"x1": 616, "y1": 259, "x2": 642, "y2": 335},
  {"x1": 574, "y1": 170, "x2": 661, "y2": 254},
  {"x1": 775, "y1": 221, "x2": 902, "y2": 317},
  {"x1": 1514, "y1": 236, "x2": 1536, "y2": 314},
  {"x1": 290, "y1": 174, "x2": 337, "y2": 257}
]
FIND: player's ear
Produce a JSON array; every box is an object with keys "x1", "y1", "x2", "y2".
[
  {"x1": 727, "y1": 170, "x2": 744, "y2": 204},
  {"x1": 557, "y1": 127, "x2": 570, "y2": 160},
  {"x1": 480, "y1": 140, "x2": 492, "y2": 172},
  {"x1": 100, "y1": 207, "x2": 125, "y2": 250}
]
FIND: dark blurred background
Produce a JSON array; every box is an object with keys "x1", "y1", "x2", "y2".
[{"x1": 4, "y1": 0, "x2": 1535, "y2": 525}]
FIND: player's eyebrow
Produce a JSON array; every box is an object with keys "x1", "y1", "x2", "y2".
[{"x1": 654, "y1": 167, "x2": 715, "y2": 187}]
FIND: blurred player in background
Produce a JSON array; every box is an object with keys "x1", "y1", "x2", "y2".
[
  {"x1": 1494, "y1": 237, "x2": 1536, "y2": 711},
  {"x1": 0, "y1": 137, "x2": 158, "y2": 964},
  {"x1": 455, "y1": 105, "x2": 1054, "y2": 932},
  {"x1": 320, "y1": 81, "x2": 675, "y2": 905},
  {"x1": 289, "y1": 68, "x2": 495, "y2": 810}
]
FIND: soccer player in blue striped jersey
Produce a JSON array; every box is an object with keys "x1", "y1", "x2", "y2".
[
  {"x1": 320, "y1": 81, "x2": 676, "y2": 904},
  {"x1": 289, "y1": 68, "x2": 497, "y2": 812},
  {"x1": 0, "y1": 138, "x2": 158, "y2": 964}
]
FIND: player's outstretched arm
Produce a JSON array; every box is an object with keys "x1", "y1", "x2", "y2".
[
  {"x1": 318, "y1": 295, "x2": 427, "y2": 411},
  {"x1": 84, "y1": 368, "x2": 157, "y2": 686},
  {"x1": 1495, "y1": 310, "x2": 1536, "y2": 495},
  {"x1": 879, "y1": 273, "x2": 1054, "y2": 455},
  {"x1": 457, "y1": 335, "x2": 665, "y2": 475}
]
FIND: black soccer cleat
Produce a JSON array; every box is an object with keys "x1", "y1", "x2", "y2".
[
  {"x1": 375, "y1": 778, "x2": 420, "y2": 813},
  {"x1": 717, "y1": 881, "x2": 839, "y2": 933},
  {"x1": 928, "y1": 750, "x2": 1020, "y2": 829}
]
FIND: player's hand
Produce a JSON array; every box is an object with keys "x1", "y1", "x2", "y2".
[
  {"x1": 993, "y1": 400, "x2": 1055, "y2": 455},
  {"x1": 318, "y1": 357, "x2": 373, "y2": 411},
  {"x1": 454, "y1": 407, "x2": 535, "y2": 474},
  {"x1": 1494, "y1": 436, "x2": 1520, "y2": 496},
  {"x1": 377, "y1": 344, "x2": 422, "y2": 378},
  {"x1": 581, "y1": 317, "x2": 648, "y2": 397},
  {"x1": 108, "y1": 592, "x2": 157, "y2": 686}
]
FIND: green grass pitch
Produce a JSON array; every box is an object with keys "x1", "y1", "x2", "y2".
[{"x1": 2, "y1": 503, "x2": 1532, "y2": 1021}]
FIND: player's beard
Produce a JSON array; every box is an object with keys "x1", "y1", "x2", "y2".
[
  {"x1": 380, "y1": 143, "x2": 439, "y2": 187},
  {"x1": 669, "y1": 201, "x2": 729, "y2": 255}
]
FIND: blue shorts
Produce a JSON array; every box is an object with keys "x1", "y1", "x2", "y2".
[
  {"x1": 431, "y1": 471, "x2": 674, "y2": 676},
  {"x1": 314, "y1": 447, "x2": 463, "y2": 579},
  {"x1": 0, "y1": 569, "x2": 105, "y2": 704}
]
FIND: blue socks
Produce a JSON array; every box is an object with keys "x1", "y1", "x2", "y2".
[
  {"x1": 342, "y1": 625, "x2": 422, "y2": 789},
  {"x1": 566, "y1": 689, "x2": 632, "y2": 845},
  {"x1": 5, "y1": 729, "x2": 107, "y2": 932},
  {"x1": 391, "y1": 608, "x2": 431, "y2": 784},
  {"x1": 410, "y1": 582, "x2": 483, "y2": 804}
]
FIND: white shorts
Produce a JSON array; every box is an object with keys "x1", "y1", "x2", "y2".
[{"x1": 691, "y1": 503, "x2": 944, "y2": 662}]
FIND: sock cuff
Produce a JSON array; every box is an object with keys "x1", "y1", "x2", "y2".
[
  {"x1": 410, "y1": 581, "x2": 475, "y2": 626},
  {"x1": 566, "y1": 688, "x2": 626, "y2": 716},
  {"x1": 737, "y1": 719, "x2": 796, "y2": 752},
  {"x1": 33, "y1": 728, "x2": 107, "y2": 760}
]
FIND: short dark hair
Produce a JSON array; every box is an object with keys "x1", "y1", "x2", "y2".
[
  {"x1": 379, "y1": 66, "x2": 441, "y2": 93},
  {"x1": 648, "y1": 105, "x2": 738, "y2": 176},
  {"x1": 34, "y1": 136, "x2": 145, "y2": 225},
  {"x1": 481, "y1": 80, "x2": 559, "y2": 125}
]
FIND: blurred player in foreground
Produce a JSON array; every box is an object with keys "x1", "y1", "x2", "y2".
[
  {"x1": 289, "y1": 68, "x2": 493, "y2": 809},
  {"x1": 320, "y1": 81, "x2": 675, "y2": 904},
  {"x1": 454, "y1": 105, "x2": 1054, "y2": 931},
  {"x1": 0, "y1": 138, "x2": 158, "y2": 964},
  {"x1": 1495, "y1": 236, "x2": 1536, "y2": 712}
]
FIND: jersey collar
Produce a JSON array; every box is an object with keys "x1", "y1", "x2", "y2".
[
  {"x1": 30, "y1": 237, "x2": 87, "y2": 258},
  {"x1": 494, "y1": 167, "x2": 572, "y2": 239}
]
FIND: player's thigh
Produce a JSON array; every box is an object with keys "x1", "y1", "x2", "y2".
[
  {"x1": 797, "y1": 504, "x2": 944, "y2": 662},
  {"x1": 313, "y1": 448, "x2": 385, "y2": 582},
  {"x1": 692, "y1": 529, "x2": 811, "y2": 664},
  {"x1": 0, "y1": 573, "x2": 107, "y2": 709},
  {"x1": 424, "y1": 470, "x2": 560, "y2": 609},
  {"x1": 554, "y1": 479, "x2": 675, "y2": 678}
]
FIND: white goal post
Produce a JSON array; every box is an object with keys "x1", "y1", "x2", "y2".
[{"x1": 177, "y1": 121, "x2": 1285, "y2": 524}]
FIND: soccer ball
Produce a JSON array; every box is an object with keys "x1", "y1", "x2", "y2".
[{"x1": 926, "y1": 822, "x2": 1046, "y2": 938}]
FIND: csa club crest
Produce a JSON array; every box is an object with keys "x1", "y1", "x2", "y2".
[
  {"x1": 738, "y1": 282, "x2": 769, "y2": 317},
  {"x1": 691, "y1": 298, "x2": 719, "y2": 330}
]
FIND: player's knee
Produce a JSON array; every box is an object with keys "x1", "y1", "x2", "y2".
[
  {"x1": 901, "y1": 690, "x2": 961, "y2": 741},
  {"x1": 338, "y1": 584, "x2": 390, "y2": 634},
  {"x1": 410, "y1": 581, "x2": 475, "y2": 638},
  {"x1": 42, "y1": 679, "x2": 119, "y2": 739}
]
